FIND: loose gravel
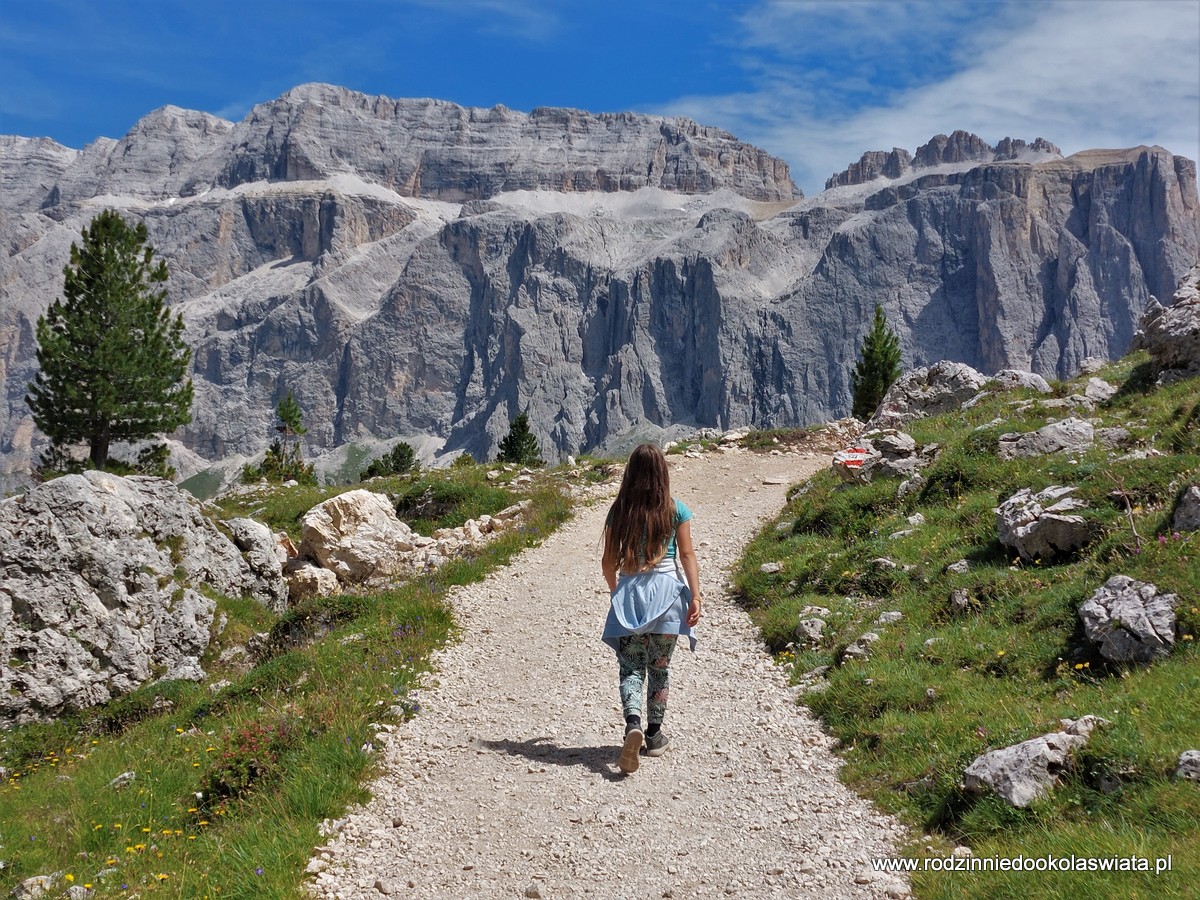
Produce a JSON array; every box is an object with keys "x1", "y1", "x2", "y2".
[{"x1": 309, "y1": 449, "x2": 911, "y2": 899}]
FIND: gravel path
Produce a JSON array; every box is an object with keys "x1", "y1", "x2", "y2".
[{"x1": 309, "y1": 450, "x2": 910, "y2": 899}]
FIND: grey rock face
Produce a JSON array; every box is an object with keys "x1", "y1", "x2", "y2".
[
  {"x1": 995, "y1": 485, "x2": 1091, "y2": 562},
  {"x1": 825, "y1": 131, "x2": 1059, "y2": 189},
  {"x1": 997, "y1": 417, "x2": 1095, "y2": 459},
  {"x1": 0, "y1": 471, "x2": 282, "y2": 725},
  {"x1": 1176, "y1": 750, "x2": 1200, "y2": 783},
  {"x1": 795, "y1": 617, "x2": 826, "y2": 644},
  {"x1": 224, "y1": 517, "x2": 289, "y2": 611},
  {"x1": 1173, "y1": 485, "x2": 1200, "y2": 532},
  {"x1": 990, "y1": 369, "x2": 1052, "y2": 393},
  {"x1": 1078, "y1": 575, "x2": 1178, "y2": 663},
  {"x1": 1135, "y1": 259, "x2": 1200, "y2": 380},
  {"x1": 867, "y1": 362, "x2": 990, "y2": 430},
  {"x1": 962, "y1": 716, "x2": 1107, "y2": 807},
  {"x1": 1, "y1": 86, "x2": 1198, "y2": 487}
]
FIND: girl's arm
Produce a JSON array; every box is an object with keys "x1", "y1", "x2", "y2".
[
  {"x1": 602, "y1": 537, "x2": 618, "y2": 592},
  {"x1": 675, "y1": 520, "x2": 702, "y2": 626}
]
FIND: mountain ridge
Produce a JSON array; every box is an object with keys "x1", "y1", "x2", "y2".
[{"x1": 0, "y1": 84, "x2": 1197, "y2": 491}]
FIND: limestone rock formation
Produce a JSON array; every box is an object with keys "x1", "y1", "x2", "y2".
[
  {"x1": 1134, "y1": 259, "x2": 1200, "y2": 381},
  {"x1": 997, "y1": 417, "x2": 1096, "y2": 459},
  {"x1": 825, "y1": 130, "x2": 1061, "y2": 189},
  {"x1": 867, "y1": 362, "x2": 990, "y2": 430},
  {"x1": 1078, "y1": 575, "x2": 1178, "y2": 663},
  {"x1": 962, "y1": 716, "x2": 1107, "y2": 807},
  {"x1": 1177, "y1": 750, "x2": 1200, "y2": 783},
  {"x1": 1, "y1": 84, "x2": 1198, "y2": 489},
  {"x1": 995, "y1": 485, "x2": 1091, "y2": 562},
  {"x1": 1173, "y1": 485, "x2": 1200, "y2": 532},
  {"x1": 0, "y1": 471, "x2": 285, "y2": 725},
  {"x1": 299, "y1": 490, "x2": 417, "y2": 583}
]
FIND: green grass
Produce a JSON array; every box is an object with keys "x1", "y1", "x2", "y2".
[
  {"x1": 0, "y1": 480, "x2": 572, "y2": 898},
  {"x1": 737, "y1": 354, "x2": 1200, "y2": 899}
]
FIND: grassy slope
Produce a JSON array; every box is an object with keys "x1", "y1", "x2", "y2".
[
  {"x1": 736, "y1": 354, "x2": 1200, "y2": 899},
  {"x1": 0, "y1": 464, "x2": 576, "y2": 899}
]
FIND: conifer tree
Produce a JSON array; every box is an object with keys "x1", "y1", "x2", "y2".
[
  {"x1": 497, "y1": 411, "x2": 542, "y2": 465},
  {"x1": 850, "y1": 304, "x2": 902, "y2": 421},
  {"x1": 27, "y1": 210, "x2": 192, "y2": 470},
  {"x1": 243, "y1": 391, "x2": 316, "y2": 484}
]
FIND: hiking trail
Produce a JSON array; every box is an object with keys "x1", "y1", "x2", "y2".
[{"x1": 309, "y1": 450, "x2": 910, "y2": 899}]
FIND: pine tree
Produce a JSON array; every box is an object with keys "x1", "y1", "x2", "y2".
[
  {"x1": 243, "y1": 391, "x2": 316, "y2": 485},
  {"x1": 850, "y1": 304, "x2": 902, "y2": 421},
  {"x1": 27, "y1": 210, "x2": 193, "y2": 470},
  {"x1": 497, "y1": 411, "x2": 542, "y2": 465}
]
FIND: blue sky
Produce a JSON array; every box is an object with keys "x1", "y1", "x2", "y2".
[{"x1": 1, "y1": 0, "x2": 1197, "y2": 194}]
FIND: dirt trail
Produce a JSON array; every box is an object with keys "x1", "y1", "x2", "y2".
[{"x1": 310, "y1": 450, "x2": 910, "y2": 899}]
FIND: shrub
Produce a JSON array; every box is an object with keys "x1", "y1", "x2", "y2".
[{"x1": 362, "y1": 442, "x2": 418, "y2": 479}]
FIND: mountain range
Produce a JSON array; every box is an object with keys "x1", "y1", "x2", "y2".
[{"x1": 1, "y1": 83, "x2": 1197, "y2": 490}]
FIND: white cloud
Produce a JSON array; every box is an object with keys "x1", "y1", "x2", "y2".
[{"x1": 661, "y1": 0, "x2": 1200, "y2": 194}]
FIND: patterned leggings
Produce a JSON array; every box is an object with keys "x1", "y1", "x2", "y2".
[{"x1": 616, "y1": 633, "x2": 678, "y2": 725}]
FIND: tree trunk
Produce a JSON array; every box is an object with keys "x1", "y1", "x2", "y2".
[{"x1": 91, "y1": 421, "x2": 111, "y2": 469}]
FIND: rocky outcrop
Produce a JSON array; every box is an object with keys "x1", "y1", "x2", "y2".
[
  {"x1": 32, "y1": 84, "x2": 797, "y2": 210},
  {"x1": 1134, "y1": 259, "x2": 1200, "y2": 381},
  {"x1": 289, "y1": 489, "x2": 531, "y2": 596},
  {"x1": 299, "y1": 490, "x2": 417, "y2": 583},
  {"x1": 1078, "y1": 575, "x2": 1178, "y2": 663},
  {"x1": 0, "y1": 471, "x2": 286, "y2": 725},
  {"x1": 1, "y1": 85, "x2": 1198, "y2": 488},
  {"x1": 825, "y1": 131, "x2": 1060, "y2": 189},
  {"x1": 1173, "y1": 485, "x2": 1200, "y2": 532},
  {"x1": 997, "y1": 418, "x2": 1095, "y2": 459},
  {"x1": 867, "y1": 362, "x2": 989, "y2": 430},
  {"x1": 995, "y1": 485, "x2": 1091, "y2": 562},
  {"x1": 962, "y1": 716, "x2": 1107, "y2": 807},
  {"x1": 1177, "y1": 751, "x2": 1200, "y2": 783}
]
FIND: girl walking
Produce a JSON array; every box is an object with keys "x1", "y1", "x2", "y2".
[{"x1": 601, "y1": 444, "x2": 702, "y2": 774}]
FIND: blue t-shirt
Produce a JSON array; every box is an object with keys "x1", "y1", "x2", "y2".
[
  {"x1": 664, "y1": 498, "x2": 693, "y2": 560},
  {"x1": 605, "y1": 497, "x2": 694, "y2": 563}
]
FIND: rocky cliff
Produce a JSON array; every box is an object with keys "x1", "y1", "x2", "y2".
[{"x1": 0, "y1": 85, "x2": 1197, "y2": 487}]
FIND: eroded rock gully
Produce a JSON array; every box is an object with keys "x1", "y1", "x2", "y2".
[{"x1": 308, "y1": 451, "x2": 909, "y2": 899}]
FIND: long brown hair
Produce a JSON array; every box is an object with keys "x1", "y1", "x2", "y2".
[{"x1": 603, "y1": 443, "x2": 674, "y2": 573}]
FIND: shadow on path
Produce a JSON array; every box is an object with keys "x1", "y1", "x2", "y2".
[{"x1": 478, "y1": 737, "x2": 626, "y2": 782}]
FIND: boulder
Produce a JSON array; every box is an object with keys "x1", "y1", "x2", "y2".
[
  {"x1": 868, "y1": 361, "x2": 989, "y2": 430},
  {"x1": 795, "y1": 618, "x2": 826, "y2": 644},
  {"x1": 962, "y1": 716, "x2": 1108, "y2": 807},
  {"x1": 842, "y1": 632, "x2": 880, "y2": 662},
  {"x1": 1134, "y1": 260, "x2": 1200, "y2": 381},
  {"x1": 832, "y1": 445, "x2": 879, "y2": 483},
  {"x1": 1078, "y1": 575, "x2": 1178, "y2": 663},
  {"x1": 995, "y1": 485, "x2": 1091, "y2": 562},
  {"x1": 1172, "y1": 485, "x2": 1200, "y2": 532},
  {"x1": 0, "y1": 471, "x2": 282, "y2": 725},
  {"x1": 285, "y1": 561, "x2": 341, "y2": 601},
  {"x1": 997, "y1": 418, "x2": 1095, "y2": 459},
  {"x1": 299, "y1": 490, "x2": 415, "y2": 583},
  {"x1": 991, "y1": 370, "x2": 1052, "y2": 393},
  {"x1": 1084, "y1": 378, "x2": 1117, "y2": 403},
  {"x1": 1176, "y1": 750, "x2": 1200, "y2": 783}
]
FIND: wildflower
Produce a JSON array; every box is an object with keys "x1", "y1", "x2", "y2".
[
  {"x1": 155, "y1": 873, "x2": 169, "y2": 881},
  {"x1": 256, "y1": 867, "x2": 264, "y2": 876},
  {"x1": 65, "y1": 875, "x2": 75, "y2": 883},
  {"x1": 1074, "y1": 663, "x2": 1084, "y2": 670},
  {"x1": 1185, "y1": 635, "x2": 1194, "y2": 642},
  {"x1": 996, "y1": 650, "x2": 1006, "y2": 657}
]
